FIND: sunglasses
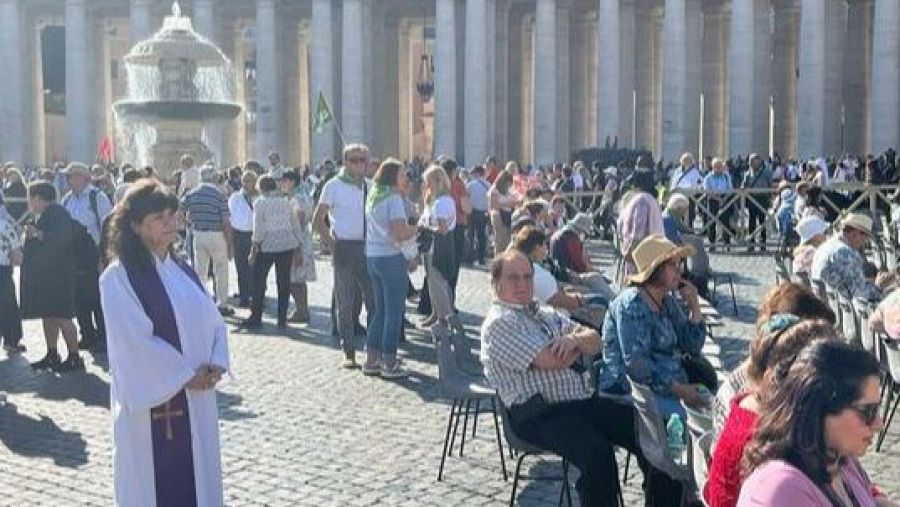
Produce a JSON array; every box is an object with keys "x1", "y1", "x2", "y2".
[{"x1": 849, "y1": 402, "x2": 881, "y2": 426}]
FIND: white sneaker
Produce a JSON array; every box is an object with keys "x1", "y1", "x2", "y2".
[
  {"x1": 361, "y1": 360, "x2": 381, "y2": 376},
  {"x1": 380, "y1": 362, "x2": 408, "y2": 379}
]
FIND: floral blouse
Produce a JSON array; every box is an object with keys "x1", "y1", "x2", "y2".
[
  {"x1": 810, "y1": 236, "x2": 881, "y2": 301},
  {"x1": 0, "y1": 207, "x2": 22, "y2": 266},
  {"x1": 599, "y1": 287, "x2": 706, "y2": 396},
  {"x1": 791, "y1": 244, "x2": 817, "y2": 274}
]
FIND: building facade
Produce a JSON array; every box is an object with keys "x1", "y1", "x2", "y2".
[{"x1": 0, "y1": 0, "x2": 896, "y2": 169}]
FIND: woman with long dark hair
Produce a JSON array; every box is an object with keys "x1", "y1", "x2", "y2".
[
  {"x1": 738, "y1": 341, "x2": 892, "y2": 506},
  {"x1": 100, "y1": 179, "x2": 229, "y2": 506}
]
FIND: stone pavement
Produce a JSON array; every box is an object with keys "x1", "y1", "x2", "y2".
[{"x1": 1, "y1": 241, "x2": 898, "y2": 506}]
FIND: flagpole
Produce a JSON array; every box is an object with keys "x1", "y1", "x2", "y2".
[{"x1": 320, "y1": 92, "x2": 347, "y2": 148}]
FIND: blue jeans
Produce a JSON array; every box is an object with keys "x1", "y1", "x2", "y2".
[{"x1": 366, "y1": 254, "x2": 409, "y2": 364}]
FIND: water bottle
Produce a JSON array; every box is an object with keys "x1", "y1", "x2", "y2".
[{"x1": 666, "y1": 413, "x2": 686, "y2": 466}]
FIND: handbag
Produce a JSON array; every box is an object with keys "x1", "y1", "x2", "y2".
[
  {"x1": 682, "y1": 353, "x2": 719, "y2": 392},
  {"x1": 371, "y1": 214, "x2": 420, "y2": 261}
]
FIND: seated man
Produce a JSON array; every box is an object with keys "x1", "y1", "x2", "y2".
[
  {"x1": 810, "y1": 213, "x2": 887, "y2": 301},
  {"x1": 481, "y1": 250, "x2": 681, "y2": 506},
  {"x1": 549, "y1": 212, "x2": 616, "y2": 300}
]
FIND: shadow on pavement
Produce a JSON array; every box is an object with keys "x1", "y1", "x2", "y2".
[
  {"x1": 0, "y1": 402, "x2": 89, "y2": 467},
  {"x1": 0, "y1": 355, "x2": 109, "y2": 408}
]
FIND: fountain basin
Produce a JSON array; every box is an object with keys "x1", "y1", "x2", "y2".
[{"x1": 114, "y1": 100, "x2": 242, "y2": 122}]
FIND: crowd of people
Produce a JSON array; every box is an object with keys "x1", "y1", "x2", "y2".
[{"x1": 2, "y1": 143, "x2": 900, "y2": 506}]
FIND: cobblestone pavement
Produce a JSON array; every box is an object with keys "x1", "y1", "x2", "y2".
[{"x1": 1, "y1": 241, "x2": 898, "y2": 506}]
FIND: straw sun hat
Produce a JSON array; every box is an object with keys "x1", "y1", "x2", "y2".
[
  {"x1": 839, "y1": 213, "x2": 873, "y2": 236},
  {"x1": 627, "y1": 234, "x2": 696, "y2": 285}
]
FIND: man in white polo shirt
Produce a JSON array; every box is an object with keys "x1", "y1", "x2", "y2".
[{"x1": 313, "y1": 143, "x2": 374, "y2": 368}]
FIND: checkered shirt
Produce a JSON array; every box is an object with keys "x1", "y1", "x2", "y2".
[{"x1": 480, "y1": 301, "x2": 593, "y2": 407}]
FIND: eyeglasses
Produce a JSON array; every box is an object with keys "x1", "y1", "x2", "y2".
[
  {"x1": 849, "y1": 402, "x2": 881, "y2": 426},
  {"x1": 347, "y1": 157, "x2": 368, "y2": 164},
  {"x1": 502, "y1": 272, "x2": 534, "y2": 284}
]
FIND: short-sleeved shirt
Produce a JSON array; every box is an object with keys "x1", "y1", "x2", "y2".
[
  {"x1": 420, "y1": 195, "x2": 456, "y2": 231},
  {"x1": 319, "y1": 177, "x2": 366, "y2": 241},
  {"x1": 181, "y1": 184, "x2": 230, "y2": 232},
  {"x1": 466, "y1": 178, "x2": 491, "y2": 211},
  {"x1": 480, "y1": 301, "x2": 593, "y2": 407},
  {"x1": 366, "y1": 194, "x2": 408, "y2": 257},
  {"x1": 62, "y1": 186, "x2": 113, "y2": 244},
  {"x1": 533, "y1": 262, "x2": 559, "y2": 304}
]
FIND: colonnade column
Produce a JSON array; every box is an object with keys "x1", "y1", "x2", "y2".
[
  {"x1": 871, "y1": 0, "x2": 900, "y2": 153},
  {"x1": 661, "y1": 0, "x2": 687, "y2": 161},
  {"x1": 255, "y1": 0, "x2": 279, "y2": 160},
  {"x1": 844, "y1": 0, "x2": 874, "y2": 156},
  {"x1": 772, "y1": 0, "x2": 799, "y2": 158},
  {"x1": 341, "y1": 0, "x2": 366, "y2": 144},
  {"x1": 596, "y1": 0, "x2": 620, "y2": 146},
  {"x1": 619, "y1": 0, "x2": 635, "y2": 148},
  {"x1": 532, "y1": 0, "x2": 557, "y2": 166},
  {"x1": 130, "y1": 0, "x2": 153, "y2": 44},
  {"x1": 0, "y1": 0, "x2": 25, "y2": 163},
  {"x1": 556, "y1": 4, "x2": 570, "y2": 159},
  {"x1": 751, "y1": 0, "x2": 771, "y2": 154},
  {"x1": 310, "y1": 0, "x2": 336, "y2": 162},
  {"x1": 701, "y1": 0, "x2": 727, "y2": 157},
  {"x1": 464, "y1": 0, "x2": 488, "y2": 166},
  {"x1": 684, "y1": 0, "x2": 701, "y2": 156},
  {"x1": 798, "y1": 0, "x2": 845, "y2": 157},
  {"x1": 495, "y1": 0, "x2": 510, "y2": 160},
  {"x1": 66, "y1": 0, "x2": 93, "y2": 163},
  {"x1": 728, "y1": 0, "x2": 755, "y2": 155},
  {"x1": 434, "y1": 0, "x2": 457, "y2": 159}
]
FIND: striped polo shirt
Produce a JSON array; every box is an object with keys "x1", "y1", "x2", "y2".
[{"x1": 181, "y1": 183, "x2": 230, "y2": 232}]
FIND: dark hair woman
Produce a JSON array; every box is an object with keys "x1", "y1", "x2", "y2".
[
  {"x1": 738, "y1": 341, "x2": 888, "y2": 506},
  {"x1": 20, "y1": 181, "x2": 83, "y2": 371},
  {"x1": 363, "y1": 159, "x2": 418, "y2": 378},
  {"x1": 100, "y1": 179, "x2": 229, "y2": 505},
  {"x1": 599, "y1": 234, "x2": 716, "y2": 417},
  {"x1": 704, "y1": 319, "x2": 839, "y2": 507}
]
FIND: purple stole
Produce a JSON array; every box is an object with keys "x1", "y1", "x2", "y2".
[{"x1": 125, "y1": 255, "x2": 204, "y2": 507}]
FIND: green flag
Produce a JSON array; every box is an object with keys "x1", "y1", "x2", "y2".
[{"x1": 312, "y1": 91, "x2": 334, "y2": 134}]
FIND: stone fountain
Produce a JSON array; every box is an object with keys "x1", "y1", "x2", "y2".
[{"x1": 114, "y1": 2, "x2": 242, "y2": 177}]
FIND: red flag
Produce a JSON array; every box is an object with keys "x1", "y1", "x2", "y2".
[{"x1": 98, "y1": 137, "x2": 114, "y2": 163}]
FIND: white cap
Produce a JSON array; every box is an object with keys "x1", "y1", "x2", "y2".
[{"x1": 796, "y1": 216, "x2": 830, "y2": 244}]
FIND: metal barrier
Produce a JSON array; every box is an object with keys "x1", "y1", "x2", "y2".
[{"x1": 555, "y1": 183, "x2": 900, "y2": 250}]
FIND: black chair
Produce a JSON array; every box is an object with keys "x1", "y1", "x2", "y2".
[
  {"x1": 432, "y1": 324, "x2": 507, "y2": 482},
  {"x1": 496, "y1": 401, "x2": 574, "y2": 507}
]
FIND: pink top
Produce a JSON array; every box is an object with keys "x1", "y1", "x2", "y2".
[
  {"x1": 792, "y1": 244, "x2": 817, "y2": 274},
  {"x1": 737, "y1": 459, "x2": 876, "y2": 507}
]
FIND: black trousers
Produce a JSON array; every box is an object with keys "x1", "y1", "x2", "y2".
[
  {"x1": 510, "y1": 396, "x2": 682, "y2": 507},
  {"x1": 747, "y1": 199, "x2": 768, "y2": 246},
  {"x1": 75, "y1": 270, "x2": 105, "y2": 343},
  {"x1": 250, "y1": 249, "x2": 292, "y2": 324},
  {"x1": 0, "y1": 266, "x2": 22, "y2": 347},
  {"x1": 448, "y1": 226, "x2": 466, "y2": 308},
  {"x1": 467, "y1": 210, "x2": 488, "y2": 263},
  {"x1": 233, "y1": 230, "x2": 254, "y2": 303}
]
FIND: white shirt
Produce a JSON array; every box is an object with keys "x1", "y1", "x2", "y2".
[
  {"x1": 319, "y1": 177, "x2": 366, "y2": 241},
  {"x1": 227, "y1": 190, "x2": 255, "y2": 232},
  {"x1": 419, "y1": 195, "x2": 457, "y2": 231},
  {"x1": 62, "y1": 185, "x2": 113, "y2": 244},
  {"x1": 100, "y1": 256, "x2": 229, "y2": 507},
  {"x1": 179, "y1": 167, "x2": 200, "y2": 197},
  {"x1": 533, "y1": 262, "x2": 559, "y2": 304},
  {"x1": 669, "y1": 166, "x2": 703, "y2": 190}
]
